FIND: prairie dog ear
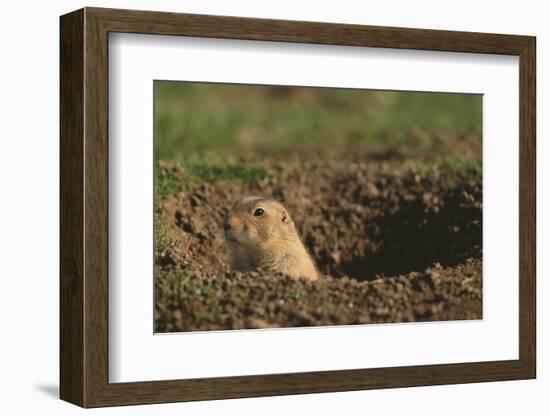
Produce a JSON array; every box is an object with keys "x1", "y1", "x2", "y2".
[{"x1": 280, "y1": 208, "x2": 292, "y2": 225}]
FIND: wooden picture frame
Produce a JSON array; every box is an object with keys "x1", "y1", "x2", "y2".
[{"x1": 60, "y1": 7, "x2": 536, "y2": 408}]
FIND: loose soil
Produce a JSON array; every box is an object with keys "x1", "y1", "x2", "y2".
[
  {"x1": 155, "y1": 157, "x2": 482, "y2": 332},
  {"x1": 155, "y1": 154, "x2": 482, "y2": 332}
]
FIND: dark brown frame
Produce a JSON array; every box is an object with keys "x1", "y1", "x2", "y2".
[{"x1": 60, "y1": 7, "x2": 536, "y2": 408}]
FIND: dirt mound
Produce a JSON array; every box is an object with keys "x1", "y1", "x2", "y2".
[
  {"x1": 156, "y1": 259, "x2": 481, "y2": 332},
  {"x1": 155, "y1": 158, "x2": 482, "y2": 332}
]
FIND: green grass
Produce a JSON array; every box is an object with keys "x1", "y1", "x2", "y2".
[
  {"x1": 154, "y1": 214, "x2": 180, "y2": 261},
  {"x1": 185, "y1": 161, "x2": 276, "y2": 183},
  {"x1": 154, "y1": 81, "x2": 482, "y2": 163},
  {"x1": 155, "y1": 166, "x2": 183, "y2": 200},
  {"x1": 402, "y1": 156, "x2": 482, "y2": 189},
  {"x1": 157, "y1": 268, "x2": 226, "y2": 303},
  {"x1": 437, "y1": 157, "x2": 482, "y2": 177},
  {"x1": 155, "y1": 157, "x2": 281, "y2": 200}
]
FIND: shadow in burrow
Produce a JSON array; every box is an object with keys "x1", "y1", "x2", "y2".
[{"x1": 313, "y1": 194, "x2": 482, "y2": 282}]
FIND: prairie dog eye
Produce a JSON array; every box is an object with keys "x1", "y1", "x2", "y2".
[{"x1": 253, "y1": 208, "x2": 265, "y2": 217}]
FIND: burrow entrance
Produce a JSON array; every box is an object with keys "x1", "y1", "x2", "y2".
[{"x1": 309, "y1": 182, "x2": 482, "y2": 281}]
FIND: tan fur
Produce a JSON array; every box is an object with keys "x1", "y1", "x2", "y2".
[{"x1": 223, "y1": 196, "x2": 318, "y2": 281}]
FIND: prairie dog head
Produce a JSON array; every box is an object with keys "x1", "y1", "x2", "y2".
[
  {"x1": 223, "y1": 196, "x2": 319, "y2": 280},
  {"x1": 223, "y1": 196, "x2": 297, "y2": 251}
]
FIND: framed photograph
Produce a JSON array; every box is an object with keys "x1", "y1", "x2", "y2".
[{"x1": 60, "y1": 7, "x2": 536, "y2": 408}]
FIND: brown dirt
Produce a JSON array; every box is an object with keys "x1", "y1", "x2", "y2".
[{"x1": 155, "y1": 158, "x2": 482, "y2": 332}]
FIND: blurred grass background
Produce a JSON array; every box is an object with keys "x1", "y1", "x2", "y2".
[{"x1": 155, "y1": 81, "x2": 482, "y2": 163}]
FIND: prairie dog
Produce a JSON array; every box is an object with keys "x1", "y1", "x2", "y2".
[{"x1": 223, "y1": 196, "x2": 318, "y2": 281}]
